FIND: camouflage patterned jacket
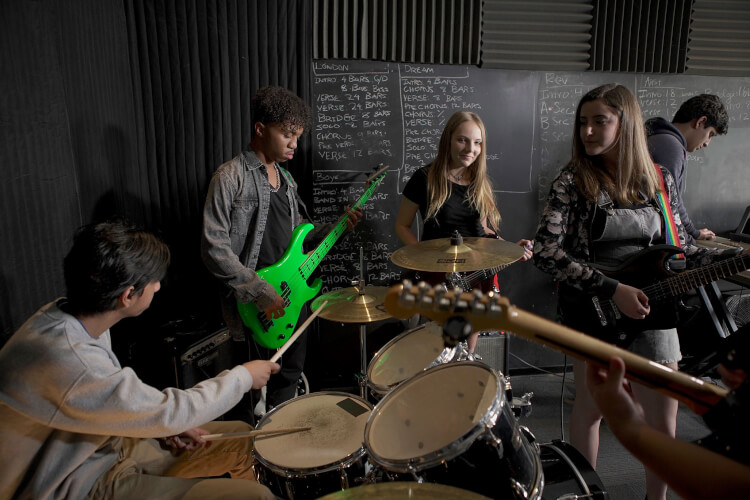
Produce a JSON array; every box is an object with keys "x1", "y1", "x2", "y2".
[{"x1": 533, "y1": 163, "x2": 727, "y2": 299}]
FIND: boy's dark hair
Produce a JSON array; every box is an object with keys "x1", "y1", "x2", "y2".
[
  {"x1": 673, "y1": 94, "x2": 729, "y2": 135},
  {"x1": 250, "y1": 86, "x2": 312, "y2": 136},
  {"x1": 63, "y1": 221, "x2": 170, "y2": 314}
]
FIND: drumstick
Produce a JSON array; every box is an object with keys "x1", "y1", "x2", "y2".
[
  {"x1": 270, "y1": 301, "x2": 327, "y2": 363},
  {"x1": 201, "y1": 426, "x2": 312, "y2": 442},
  {"x1": 366, "y1": 163, "x2": 389, "y2": 182}
]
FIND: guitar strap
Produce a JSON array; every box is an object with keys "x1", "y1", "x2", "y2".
[{"x1": 653, "y1": 164, "x2": 685, "y2": 261}]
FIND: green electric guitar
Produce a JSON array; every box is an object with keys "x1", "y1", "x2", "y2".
[{"x1": 238, "y1": 166, "x2": 388, "y2": 348}]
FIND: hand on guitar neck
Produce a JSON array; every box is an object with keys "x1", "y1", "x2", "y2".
[{"x1": 342, "y1": 205, "x2": 363, "y2": 231}]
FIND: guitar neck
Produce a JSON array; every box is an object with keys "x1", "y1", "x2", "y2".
[
  {"x1": 648, "y1": 252, "x2": 750, "y2": 299},
  {"x1": 299, "y1": 171, "x2": 386, "y2": 280},
  {"x1": 384, "y1": 282, "x2": 728, "y2": 415},
  {"x1": 460, "y1": 263, "x2": 510, "y2": 289}
]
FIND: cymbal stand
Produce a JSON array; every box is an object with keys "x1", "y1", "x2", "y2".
[{"x1": 353, "y1": 247, "x2": 368, "y2": 398}]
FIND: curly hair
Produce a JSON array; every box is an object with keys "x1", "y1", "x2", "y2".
[
  {"x1": 64, "y1": 221, "x2": 170, "y2": 314},
  {"x1": 672, "y1": 94, "x2": 728, "y2": 135},
  {"x1": 251, "y1": 86, "x2": 312, "y2": 136}
]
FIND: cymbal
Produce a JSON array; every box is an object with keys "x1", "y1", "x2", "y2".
[
  {"x1": 317, "y1": 482, "x2": 491, "y2": 499},
  {"x1": 390, "y1": 237, "x2": 525, "y2": 272},
  {"x1": 311, "y1": 286, "x2": 391, "y2": 323}
]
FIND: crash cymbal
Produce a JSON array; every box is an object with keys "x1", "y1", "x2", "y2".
[
  {"x1": 317, "y1": 482, "x2": 491, "y2": 499},
  {"x1": 311, "y1": 286, "x2": 391, "y2": 323},
  {"x1": 390, "y1": 236, "x2": 525, "y2": 272}
]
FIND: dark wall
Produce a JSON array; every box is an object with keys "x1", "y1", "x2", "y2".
[
  {"x1": 0, "y1": 0, "x2": 137, "y2": 341},
  {"x1": 0, "y1": 0, "x2": 312, "y2": 346}
]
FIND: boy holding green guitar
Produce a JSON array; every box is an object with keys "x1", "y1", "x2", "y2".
[{"x1": 201, "y1": 87, "x2": 361, "y2": 414}]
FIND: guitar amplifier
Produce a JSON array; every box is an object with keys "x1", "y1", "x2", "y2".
[
  {"x1": 166, "y1": 327, "x2": 234, "y2": 389},
  {"x1": 474, "y1": 331, "x2": 508, "y2": 375}
]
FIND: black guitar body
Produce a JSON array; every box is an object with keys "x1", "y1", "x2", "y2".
[{"x1": 559, "y1": 245, "x2": 692, "y2": 347}]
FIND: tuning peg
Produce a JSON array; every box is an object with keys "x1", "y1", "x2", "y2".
[
  {"x1": 486, "y1": 291, "x2": 504, "y2": 316},
  {"x1": 471, "y1": 290, "x2": 486, "y2": 314},
  {"x1": 416, "y1": 281, "x2": 433, "y2": 308},
  {"x1": 453, "y1": 291, "x2": 469, "y2": 312}
]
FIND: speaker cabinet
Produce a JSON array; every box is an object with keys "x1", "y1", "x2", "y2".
[
  {"x1": 167, "y1": 327, "x2": 234, "y2": 389},
  {"x1": 474, "y1": 331, "x2": 508, "y2": 375}
]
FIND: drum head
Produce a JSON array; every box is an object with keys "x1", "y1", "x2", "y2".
[
  {"x1": 317, "y1": 481, "x2": 491, "y2": 499},
  {"x1": 255, "y1": 392, "x2": 372, "y2": 471},
  {"x1": 367, "y1": 321, "x2": 444, "y2": 392},
  {"x1": 366, "y1": 362, "x2": 500, "y2": 463}
]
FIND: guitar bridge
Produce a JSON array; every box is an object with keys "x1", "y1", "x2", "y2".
[{"x1": 592, "y1": 296, "x2": 608, "y2": 326}]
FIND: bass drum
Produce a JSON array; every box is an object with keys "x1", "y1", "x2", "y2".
[
  {"x1": 253, "y1": 392, "x2": 372, "y2": 499},
  {"x1": 366, "y1": 321, "x2": 446, "y2": 398},
  {"x1": 539, "y1": 440, "x2": 609, "y2": 499},
  {"x1": 364, "y1": 362, "x2": 543, "y2": 499}
]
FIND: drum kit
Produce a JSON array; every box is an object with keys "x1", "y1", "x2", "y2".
[{"x1": 251, "y1": 236, "x2": 608, "y2": 499}]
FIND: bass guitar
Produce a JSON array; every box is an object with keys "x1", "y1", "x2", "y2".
[
  {"x1": 384, "y1": 281, "x2": 728, "y2": 415},
  {"x1": 238, "y1": 166, "x2": 388, "y2": 349},
  {"x1": 559, "y1": 244, "x2": 749, "y2": 346}
]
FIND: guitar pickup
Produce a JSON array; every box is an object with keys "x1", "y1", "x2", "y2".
[{"x1": 280, "y1": 282, "x2": 291, "y2": 307}]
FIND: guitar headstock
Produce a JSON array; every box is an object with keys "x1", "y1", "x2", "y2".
[
  {"x1": 384, "y1": 280, "x2": 514, "y2": 331},
  {"x1": 366, "y1": 164, "x2": 389, "y2": 186}
]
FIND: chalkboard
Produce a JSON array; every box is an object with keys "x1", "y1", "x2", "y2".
[{"x1": 310, "y1": 60, "x2": 750, "y2": 300}]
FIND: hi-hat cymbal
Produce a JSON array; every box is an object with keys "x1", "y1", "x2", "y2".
[
  {"x1": 317, "y1": 482, "x2": 490, "y2": 499},
  {"x1": 390, "y1": 237, "x2": 525, "y2": 272},
  {"x1": 311, "y1": 286, "x2": 391, "y2": 323}
]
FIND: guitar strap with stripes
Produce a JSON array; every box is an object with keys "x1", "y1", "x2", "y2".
[{"x1": 653, "y1": 164, "x2": 686, "y2": 261}]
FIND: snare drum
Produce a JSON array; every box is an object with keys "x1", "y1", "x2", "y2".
[
  {"x1": 364, "y1": 362, "x2": 543, "y2": 499},
  {"x1": 253, "y1": 392, "x2": 373, "y2": 499},
  {"x1": 366, "y1": 321, "x2": 445, "y2": 398}
]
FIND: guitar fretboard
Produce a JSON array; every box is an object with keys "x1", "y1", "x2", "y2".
[
  {"x1": 299, "y1": 173, "x2": 386, "y2": 281},
  {"x1": 644, "y1": 252, "x2": 749, "y2": 302}
]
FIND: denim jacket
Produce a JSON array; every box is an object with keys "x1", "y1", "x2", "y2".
[{"x1": 201, "y1": 150, "x2": 320, "y2": 339}]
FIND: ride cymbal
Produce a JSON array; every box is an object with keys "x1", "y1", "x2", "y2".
[
  {"x1": 390, "y1": 236, "x2": 524, "y2": 272},
  {"x1": 311, "y1": 286, "x2": 391, "y2": 323}
]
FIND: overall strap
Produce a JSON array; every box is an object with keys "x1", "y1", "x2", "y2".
[{"x1": 653, "y1": 164, "x2": 685, "y2": 260}]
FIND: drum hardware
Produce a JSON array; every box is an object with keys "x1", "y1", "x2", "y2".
[
  {"x1": 312, "y1": 248, "x2": 391, "y2": 399},
  {"x1": 406, "y1": 465, "x2": 422, "y2": 484},
  {"x1": 390, "y1": 231, "x2": 525, "y2": 272},
  {"x1": 538, "y1": 440, "x2": 609, "y2": 500},
  {"x1": 434, "y1": 316, "x2": 538, "y2": 420},
  {"x1": 364, "y1": 362, "x2": 544, "y2": 499},
  {"x1": 512, "y1": 392, "x2": 534, "y2": 418}
]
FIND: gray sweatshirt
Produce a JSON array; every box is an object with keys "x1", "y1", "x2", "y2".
[{"x1": 0, "y1": 300, "x2": 253, "y2": 500}]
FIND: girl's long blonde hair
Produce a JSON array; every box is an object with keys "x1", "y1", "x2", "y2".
[
  {"x1": 425, "y1": 111, "x2": 501, "y2": 230},
  {"x1": 572, "y1": 83, "x2": 659, "y2": 203}
]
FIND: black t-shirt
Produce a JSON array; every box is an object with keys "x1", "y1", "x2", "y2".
[
  {"x1": 256, "y1": 184, "x2": 294, "y2": 269},
  {"x1": 402, "y1": 166, "x2": 485, "y2": 241}
]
